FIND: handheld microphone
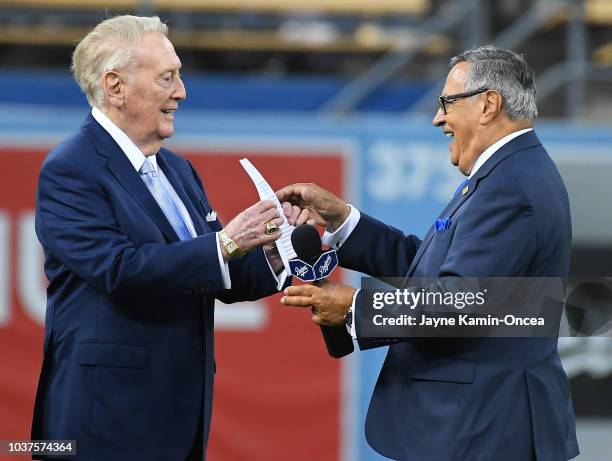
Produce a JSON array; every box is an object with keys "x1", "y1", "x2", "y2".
[
  {"x1": 289, "y1": 224, "x2": 338, "y2": 282},
  {"x1": 290, "y1": 224, "x2": 354, "y2": 359}
]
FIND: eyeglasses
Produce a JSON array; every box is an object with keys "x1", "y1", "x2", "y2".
[{"x1": 437, "y1": 88, "x2": 489, "y2": 115}]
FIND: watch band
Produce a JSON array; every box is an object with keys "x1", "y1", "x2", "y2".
[
  {"x1": 345, "y1": 307, "x2": 353, "y2": 329},
  {"x1": 219, "y1": 229, "x2": 244, "y2": 258}
]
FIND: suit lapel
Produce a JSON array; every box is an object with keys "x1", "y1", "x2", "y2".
[
  {"x1": 405, "y1": 226, "x2": 435, "y2": 278},
  {"x1": 157, "y1": 153, "x2": 207, "y2": 236},
  {"x1": 471, "y1": 130, "x2": 542, "y2": 183},
  {"x1": 405, "y1": 130, "x2": 542, "y2": 278},
  {"x1": 83, "y1": 114, "x2": 180, "y2": 242},
  {"x1": 406, "y1": 185, "x2": 473, "y2": 277}
]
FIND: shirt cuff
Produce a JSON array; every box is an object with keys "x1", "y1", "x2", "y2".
[
  {"x1": 321, "y1": 204, "x2": 361, "y2": 250},
  {"x1": 345, "y1": 289, "x2": 359, "y2": 339},
  {"x1": 216, "y1": 232, "x2": 231, "y2": 289}
]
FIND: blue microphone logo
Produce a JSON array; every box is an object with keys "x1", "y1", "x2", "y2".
[
  {"x1": 314, "y1": 250, "x2": 338, "y2": 278},
  {"x1": 288, "y1": 259, "x2": 316, "y2": 282},
  {"x1": 289, "y1": 249, "x2": 338, "y2": 282}
]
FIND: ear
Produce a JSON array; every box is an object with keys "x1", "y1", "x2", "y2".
[
  {"x1": 479, "y1": 90, "x2": 503, "y2": 124},
  {"x1": 102, "y1": 71, "x2": 124, "y2": 108}
]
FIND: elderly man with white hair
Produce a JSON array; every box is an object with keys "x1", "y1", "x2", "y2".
[{"x1": 31, "y1": 15, "x2": 297, "y2": 461}]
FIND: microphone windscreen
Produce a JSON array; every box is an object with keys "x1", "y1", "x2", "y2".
[{"x1": 291, "y1": 224, "x2": 322, "y2": 264}]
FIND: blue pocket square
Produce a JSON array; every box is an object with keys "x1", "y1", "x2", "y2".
[{"x1": 435, "y1": 218, "x2": 451, "y2": 231}]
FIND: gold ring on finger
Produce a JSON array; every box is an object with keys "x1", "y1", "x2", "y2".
[{"x1": 265, "y1": 220, "x2": 279, "y2": 235}]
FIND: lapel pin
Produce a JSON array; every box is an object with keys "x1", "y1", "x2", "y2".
[
  {"x1": 205, "y1": 210, "x2": 217, "y2": 222},
  {"x1": 462, "y1": 185, "x2": 469, "y2": 196}
]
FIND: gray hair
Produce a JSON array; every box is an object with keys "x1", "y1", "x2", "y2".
[
  {"x1": 449, "y1": 45, "x2": 538, "y2": 121},
  {"x1": 72, "y1": 15, "x2": 168, "y2": 108}
]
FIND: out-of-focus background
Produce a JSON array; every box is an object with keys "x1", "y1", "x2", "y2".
[{"x1": 1, "y1": 0, "x2": 611, "y2": 460}]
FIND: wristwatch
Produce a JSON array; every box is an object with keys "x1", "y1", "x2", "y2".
[
  {"x1": 345, "y1": 307, "x2": 353, "y2": 329},
  {"x1": 219, "y1": 230, "x2": 244, "y2": 258}
]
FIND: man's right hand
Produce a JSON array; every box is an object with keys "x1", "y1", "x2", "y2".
[{"x1": 276, "y1": 183, "x2": 350, "y2": 232}]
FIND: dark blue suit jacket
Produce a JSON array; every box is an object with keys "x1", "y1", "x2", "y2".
[
  {"x1": 339, "y1": 131, "x2": 579, "y2": 461},
  {"x1": 31, "y1": 114, "x2": 282, "y2": 461}
]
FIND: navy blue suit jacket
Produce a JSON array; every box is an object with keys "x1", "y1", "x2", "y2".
[
  {"x1": 31, "y1": 114, "x2": 282, "y2": 461},
  {"x1": 339, "y1": 131, "x2": 578, "y2": 461}
]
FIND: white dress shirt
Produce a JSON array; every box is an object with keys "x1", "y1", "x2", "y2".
[
  {"x1": 468, "y1": 128, "x2": 532, "y2": 179},
  {"x1": 326, "y1": 128, "x2": 533, "y2": 338},
  {"x1": 91, "y1": 107, "x2": 234, "y2": 288}
]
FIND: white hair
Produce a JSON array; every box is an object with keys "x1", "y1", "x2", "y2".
[{"x1": 72, "y1": 15, "x2": 168, "y2": 108}]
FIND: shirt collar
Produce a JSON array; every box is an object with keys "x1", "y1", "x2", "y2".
[
  {"x1": 468, "y1": 128, "x2": 533, "y2": 179},
  {"x1": 91, "y1": 107, "x2": 158, "y2": 173}
]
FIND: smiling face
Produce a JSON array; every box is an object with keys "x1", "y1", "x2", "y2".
[
  {"x1": 432, "y1": 62, "x2": 487, "y2": 175},
  {"x1": 112, "y1": 31, "x2": 186, "y2": 155}
]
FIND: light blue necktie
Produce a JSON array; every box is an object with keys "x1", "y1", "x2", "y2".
[{"x1": 140, "y1": 158, "x2": 192, "y2": 241}]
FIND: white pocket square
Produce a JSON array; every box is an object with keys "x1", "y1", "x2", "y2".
[{"x1": 205, "y1": 210, "x2": 217, "y2": 222}]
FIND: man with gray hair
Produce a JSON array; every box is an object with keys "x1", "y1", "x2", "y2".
[
  {"x1": 278, "y1": 45, "x2": 579, "y2": 460},
  {"x1": 31, "y1": 15, "x2": 298, "y2": 461}
]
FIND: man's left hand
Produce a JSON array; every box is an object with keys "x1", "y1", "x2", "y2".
[
  {"x1": 263, "y1": 243, "x2": 284, "y2": 275},
  {"x1": 281, "y1": 281, "x2": 356, "y2": 326}
]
